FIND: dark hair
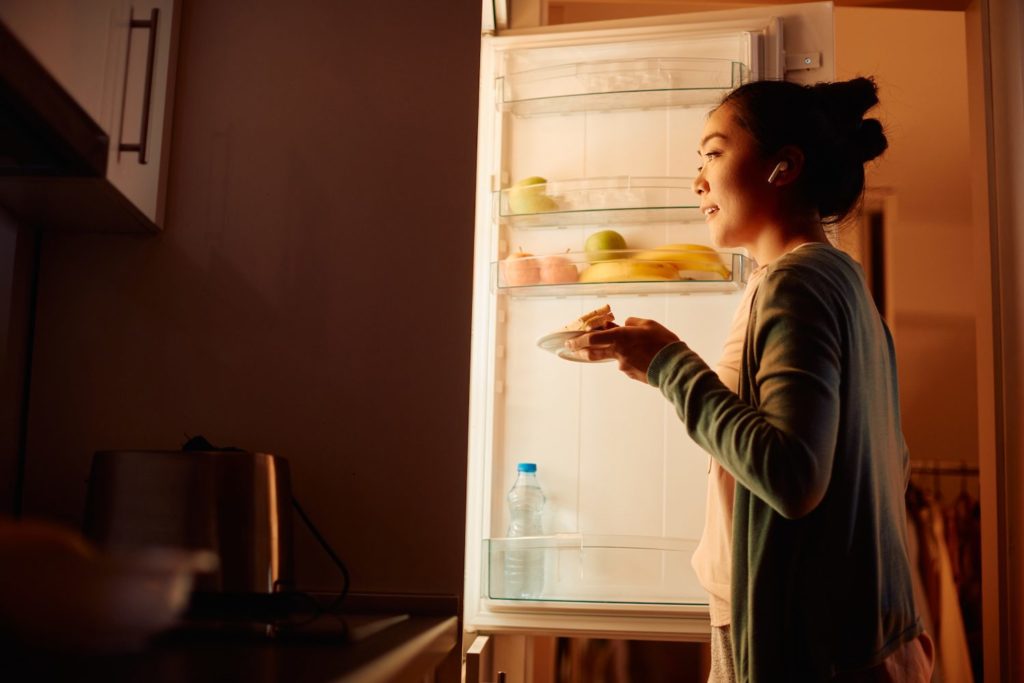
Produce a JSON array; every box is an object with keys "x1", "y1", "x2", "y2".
[{"x1": 718, "y1": 76, "x2": 887, "y2": 224}]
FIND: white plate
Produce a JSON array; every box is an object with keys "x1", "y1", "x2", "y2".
[{"x1": 536, "y1": 330, "x2": 614, "y2": 363}]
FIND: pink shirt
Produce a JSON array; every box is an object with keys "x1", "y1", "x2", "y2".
[{"x1": 691, "y1": 264, "x2": 767, "y2": 626}]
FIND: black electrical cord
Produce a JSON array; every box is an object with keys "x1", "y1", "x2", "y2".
[{"x1": 291, "y1": 495, "x2": 350, "y2": 612}]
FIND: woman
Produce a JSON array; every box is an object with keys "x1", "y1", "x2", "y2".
[{"x1": 568, "y1": 77, "x2": 934, "y2": 681}]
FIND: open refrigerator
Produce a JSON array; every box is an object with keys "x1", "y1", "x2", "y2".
[{"x1": 463, "y1": 0, "x2": 836, "y2": 666}]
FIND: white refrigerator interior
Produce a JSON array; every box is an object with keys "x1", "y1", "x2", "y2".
[{"x1": 466, "y1": 3, "x2": 834, "y2": 640}]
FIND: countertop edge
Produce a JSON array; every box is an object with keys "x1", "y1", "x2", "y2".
[{"x1": 336, "y1": 615, "x2": 459, "y2": 683}]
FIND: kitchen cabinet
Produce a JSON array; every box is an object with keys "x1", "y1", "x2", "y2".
[{"x1": 0, "y1": 0, "x2": 179, "y2": 232}]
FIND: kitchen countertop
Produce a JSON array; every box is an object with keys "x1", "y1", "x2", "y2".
[{"x1": 3, "y1": 593, "x2": 461, "y2": 683}]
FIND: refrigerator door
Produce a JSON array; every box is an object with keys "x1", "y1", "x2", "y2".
[{"x1": 466, "y1": 2, "x2": 834, "y2": 640}]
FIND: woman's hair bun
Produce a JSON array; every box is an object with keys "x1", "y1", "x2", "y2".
[
  {"x1": 811, "y1": 77, "x2": 888, "y2": 163},
  {"x1": 812, "y1": 77, "x2": 879, "y2": 122},
  {"x1": 853, "y1": 118, "x2": 887, "y2": 163}
]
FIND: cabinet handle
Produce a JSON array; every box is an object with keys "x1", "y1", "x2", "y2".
[{"x1": 117, "y1": 7, "x2": 159, "y2": 164}]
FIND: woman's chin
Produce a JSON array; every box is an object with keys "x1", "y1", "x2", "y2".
[
  {"x1": 708, "y1": 223, "x2": 751, "y2": 252},
  {"x1": 707, "y1": 228, "x2": 733, "y2": 250}
]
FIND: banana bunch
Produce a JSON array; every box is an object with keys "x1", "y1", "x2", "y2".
[
  {"x1": 578, "y1": 259, "x2": 678, "y2": 283},
  {"x1": 634, "y1": 243, "x2": 731, "y2": 280}
]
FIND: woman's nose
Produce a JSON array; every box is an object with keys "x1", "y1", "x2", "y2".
[{"x1": 692, "y1": 172, "x2": 707, "y2": 195}]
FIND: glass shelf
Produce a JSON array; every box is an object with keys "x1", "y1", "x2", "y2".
[
  {"x1": 483, "y1": 534, "x2": 707, "y2": 605},
  {"x1": 498, "y1": 58, "x2": 747, "y2": 117},
  {"x1": 493, "y1": 250, "x2": 750, "y2": 298},
  {"x1": 497, "y1": 176, "x2": 700, "y2": 228}
]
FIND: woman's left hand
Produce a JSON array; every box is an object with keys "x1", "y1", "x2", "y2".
[{"x1": 566, "y1": 317, "x2": 680, "y2": 382}]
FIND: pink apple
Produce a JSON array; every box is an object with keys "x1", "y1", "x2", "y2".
[
  {"x1": 539, "y1": 254, "x2": 579, "y2": 284},
  {"x1": 500, "y1": 251, "x2": 540, "y2": 286}
]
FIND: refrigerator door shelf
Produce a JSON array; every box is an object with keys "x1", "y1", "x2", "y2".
[
  {"x1": 497, "y1": 176, "x2": 698, "y2": 227},
  {"x1": 493, "y1": 252, "x2": 750, "y2": 298},
  {"x1": 482, "y1": 534, "x2": 707, "y2": 609},
  {"x1": 498, "y1": 58, "x2": 748, "y2": 117},
  {"x1": 502, "y1": 206, "x2": 700, "y2": 229}
]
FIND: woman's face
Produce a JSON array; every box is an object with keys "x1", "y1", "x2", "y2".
[{"x1": 692, "y1": 103, "x2": 778, "y2": 249}]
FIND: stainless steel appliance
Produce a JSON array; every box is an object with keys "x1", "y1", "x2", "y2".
[{"x1": 83, "y1": 450, "x2": 294, "y2": 595}]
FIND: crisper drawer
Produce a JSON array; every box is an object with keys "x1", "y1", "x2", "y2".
[{"x1": 482, "y1": 534, "x2": 707, "y2": 607}]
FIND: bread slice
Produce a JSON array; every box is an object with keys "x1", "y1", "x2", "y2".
[{"x1": 560, "y1": 304, "x2": 614, "y2": 332}]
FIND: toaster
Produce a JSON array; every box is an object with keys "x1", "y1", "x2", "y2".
[{"x1": 83, "y1": 450, "x2": 294, "y2": 595}]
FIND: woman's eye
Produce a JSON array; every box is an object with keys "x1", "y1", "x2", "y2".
[{"x1": 697, "y1": 151, "x2": 720, "y2": 172}]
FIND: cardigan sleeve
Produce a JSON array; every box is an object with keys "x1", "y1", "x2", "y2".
[{"x1": 647, "y1": 266, "x2": 842, "y2": 519}]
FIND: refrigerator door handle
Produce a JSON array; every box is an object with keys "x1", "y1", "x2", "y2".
[{"x1": 465, "y1": 634, "x2": 494, "y2": 683}]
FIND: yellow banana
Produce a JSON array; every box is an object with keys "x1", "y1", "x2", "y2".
[
  {"x1": 579, "y1": 260, "x2": 679, "y2": 283},
  {"x1": 634, "y1": 244, "x2": 731, "y2": 279}
]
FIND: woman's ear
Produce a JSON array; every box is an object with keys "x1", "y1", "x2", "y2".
[{"x1": 767, "y1": 146, "x2": 805, "y2": 186}]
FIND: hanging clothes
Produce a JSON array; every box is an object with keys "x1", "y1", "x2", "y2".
[
  {"x1": 907, "y1": 485, "x2": 942, "y2": 637},
  {"x1": 951, "y1": 490, "x2": 983, "y2": 681},
  {"x1": 906, "y1": 483, "x2": 975, "y2": 683},
  {"x1": 905, "y1": 511, "x2": 942, "y2": 683}
]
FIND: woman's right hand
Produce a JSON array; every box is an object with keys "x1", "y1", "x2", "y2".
[{"x1": 567, "y1": 317, "x2": 680, "y2": 382}]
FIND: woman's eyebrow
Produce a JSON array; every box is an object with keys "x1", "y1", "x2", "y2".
[{"x1": 698, "y1": 132, "x2": 728, "y2": 152}]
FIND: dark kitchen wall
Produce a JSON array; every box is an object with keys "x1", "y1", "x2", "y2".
[
  {"x1": 21, "y1": 0, "x2": 481, "y2": 596},
  {"x1": 1, "y1": 208, "x2": 35, "y2": 516}
]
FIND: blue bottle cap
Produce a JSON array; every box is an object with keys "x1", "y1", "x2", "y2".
[{"x1": 517, "y1": 463, "x2": 537, "y2": 473}]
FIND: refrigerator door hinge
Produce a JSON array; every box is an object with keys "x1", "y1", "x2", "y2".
[{"x1": 785, "y1": 52, "x2": 822, "y2": 72}]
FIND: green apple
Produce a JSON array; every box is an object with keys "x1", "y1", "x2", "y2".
[
  {"x1": 513, "y1": 176, "x2": 547, "y2": 191},
  {"x1": 584, "y1": 230, "x2": 628, "y2": 262},
  {"x1": 511, "y1": 194, "x2": 559, "y2": 214},
  {"x1": 508, "y1": 176, "x2": 558, "y2": 214}
]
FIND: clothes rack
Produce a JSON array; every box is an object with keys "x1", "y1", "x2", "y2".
[{"x1": 909, "y1": 460, "x2": 979, "y2": 476}]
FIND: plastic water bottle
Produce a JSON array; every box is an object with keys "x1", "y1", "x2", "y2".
[{"x1": 505, "y1": 462, "x2": 545, "y2": 599}]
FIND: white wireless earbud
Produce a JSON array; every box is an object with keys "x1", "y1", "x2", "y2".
[{"x1": 767, "y1": 161, "x2": 789, "y2": 184}]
